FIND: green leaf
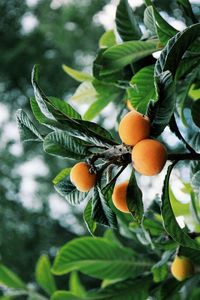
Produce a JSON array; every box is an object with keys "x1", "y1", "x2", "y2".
[
  {"x1": 31, "y1": 65, "x2": 57, "y2": 120},
  {"x1": 0, "y1": 264, "x2": 26, "y2": 289},
  {"x1": 53, "y1": 168, "x2": 71, "y2": 185},
  {"x1": 93, "y1": 49, "x2": 122, "y2": 82},
  {"x1": 88, "y1": 275, "x2": 152, "y2": 300},
  {"x1": 161, "y1": 163, "x2": 200, "y2": 250},
  {"x1": 52, "y1": 237, "x2": 150, "y2": 279},
  {"x1": 143, "y1": 6, "x2": 157, "y2": 37},
  {"x1": 54, "y1": 176, "x2": 88, "y2": 206},
  {"x1": 116, "y1": 0, "x2": 141, "y2": 42},
  {"x1": 128, "y1": 65, "x2": 157, "y2": 114},
  {"x1": 83, "y1": 199, "x2": 97, "y2": 236},
  {"x1": 155, "y1": 277, "x2": 185, "y2": 300},
  {"x1": 69, "y1": 81, "x2": 97, "y2": 104},
  {"x1": 48, "y1": 97, "x2": 81, "y2": 120},
  {"x1": 151, "y1": 251, "x2": 172, "y2": 282},
  {"x1": 176, "y1": 0, "x2": 198, "y2": 24},
  {"x1": 127, "y1": 171, "x2": 143, "y2": 223},
  {"x1": 83, "y1": 80, "x2": 120, "y2": 120},
  {"x1": 69, "y1": 272, "x2": 86, "y2": 297},
  {"x1": 148, "y1": 70, "x2": 175, "y2": 137},
  {"x1": 31, "y1": 97, "x2": 115, "y2": 148},
  {"x1": 99, "y1": 30, "x2": 116, "y2": 49},
  {"x1": 155, "y1": 23, "x2": 200, "y2": 78},
  {"x1": 35, "y1": 255, "x2": 56, "y2": 296},
  {"x1": 101, "y1": 40, "x2": 159, "y2": 74},
  {"x1": 192, "y1": 99, "x2": 200, "y2": 128},
  {"x1": 92, "y1": 186, "x2": 118, "y2": 229},
  {"x1": 62, "y1": 64, "x2": 93, "y2": 82},
  {"x1": 43, "y1": 131, "x2": 91, "y2": 159},
  {"x1": 150, "y1": 6, "x2": 178, "y2": 45},
  {"x1": 16, "y1": 109, "x2": 43, "y2": 142},
  {"x1": 51, "y1": 291, "x2": 84, "y2": 300}
]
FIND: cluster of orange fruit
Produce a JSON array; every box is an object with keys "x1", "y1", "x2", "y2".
[
  {"x1": 70, "y1": 105, "x2": 167, "y2": 214},
  {"x1": 113, "y1": 107, "x2": 167, "y2": 213}
]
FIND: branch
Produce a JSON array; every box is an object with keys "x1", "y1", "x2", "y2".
[{"x1": 168, "y1": 153, "x2": 200, "y2": 161}]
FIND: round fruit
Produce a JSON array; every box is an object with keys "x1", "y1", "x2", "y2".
[
  {"x1": 171, "y1": 255, "x2": 194, "y2": 281},
  {"x1": 112, "y1": 181, "x2": 130, "y2": 213},
  {"x1": 118, "y1": 110, "x2": 150, "y2": 146},
  {"x1": 132, "y1": 139, "x2": 167, "y2": 176},
  {"x1": 70, "y1": 162, "x2": 96, "y2": 192}
]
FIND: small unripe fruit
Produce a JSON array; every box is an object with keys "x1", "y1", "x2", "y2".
[
  {"x1": 132, "y1": 139, "x2": 167, "y2": 176},
  {"x1": 171, "y1": 255, "x2": 194, "y2": 281},
  {"x1": 118, "y1": 111, "x2": 150, "y2": 146},
  {"x1": 70, "y1": 162, "x2": 96, "y2": 192},
  {"x1": 112, "y1": 181, "x2": 130, "y2": 213}
]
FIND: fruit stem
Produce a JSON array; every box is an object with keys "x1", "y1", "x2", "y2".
[{"x1": 168, "y1": 153, "x2": 200, "y2": 161}]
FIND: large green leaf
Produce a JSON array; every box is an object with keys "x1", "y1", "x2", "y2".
[
  {"x1": 62, "y1": 64, "x2": 93, "y2": 82},
  {"x1": 128, "y1": 65, "x2": 156, "y2": 114},
  {"x1": 54, "y1": 176, "x2": 88, "y2": 205},
  {"x1": 83, "y1": 199, "x2": 97, "y2": 236},
  {"x1": 143, "y1": 6, "x2": 157, "y2": 37},
  {"x1": 0, "y1": 264, "x2": 26, "y2": 289},
  {"x1": 127, "y1": 171, "x2": 143, "y2": 223},
  {"x1": 92, "y1": 186, "x2": 118, "y2": 229},
  {"x1": 101, "y1": 40, "x2": 159, "y2": 74},
  {"x1": 161, "y1": 163, "x2": 200, "y2": 250},
  {"x1": 43, "y1": 131, "x2": 91, "y2": 159},
  {"x1": 52, "y1": 237, "x2": 150, "y2": 280},
  {"x1": 35, "y1": 255, "x2": 56, "y2": 296},
  {"x1": 115, "y1": 0, "x2": 141, "y2": 42},
  {"x1": 16, "y1": 109, "x2": 43, "y2": 142}
]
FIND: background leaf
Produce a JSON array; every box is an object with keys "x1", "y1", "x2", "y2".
[
  {"x1": 62, "y1": 64, "x2": 93, "y2": 82},
  {"x1": 35, "y1": 255, "x2": 56, "y2": 296},
  {"x1": 0, "y1": 264, "x2": 26, "y2": 289},
  {"x1": 69, "y1": 272, "x2": 86, "y2": 297}
]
